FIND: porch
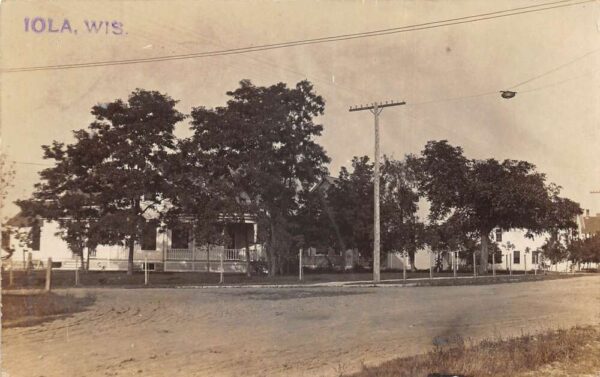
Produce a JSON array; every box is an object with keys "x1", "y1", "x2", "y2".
[
  {"x1": 164, "y1": 221, "x2": 260, "y2": 272},
  {"x1": 165, "y1": 245, "x2": 259, "y2": 272}
]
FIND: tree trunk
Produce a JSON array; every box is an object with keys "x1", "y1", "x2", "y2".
[
  {"x1": 207, "y1": 242, "x2": 211, "y2": 272},
  {"x1": 267, "y1": 222, "x2": 277, "y2": 277},
  {"x1": 79, "y1": 251, "x2": 85, "y2": 272},
  {"x1": 127, "y1": 237, "x2": 135, "y2": 275},
  {"x1": 480, "y1": 231, "x2": 489, "y2": 274},
  {"x1": 408, "y1": 249, "x2": 416, "y2": 272},
  {"x1": 85, "y1": 248, "x2": 91, "y2": 272},
  {"x1": 267, "y1": 245, "x2": 277, "y2": 277}
]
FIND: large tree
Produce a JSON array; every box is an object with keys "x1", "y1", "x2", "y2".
[
  {"x1": 327, "y1": 156, "x2": 374, "y2": 259},
  {"x1": 21, "y1": 90, "x2": 185, "y2": 274},
  {"x1": 381, "y1": 156, "x2": 424, "y2": 270},
  {"x1": 187, "y1": 80, "x2": 330, "y2": 276},
  {"x1": 17, "y1": 130, "x2": 109, "y2": 269},
  {"x1": 413, "y1": 140, "x2": 580, "y2": 274},
  {"x1": 326, "y1": 155, "x2": 424, "y2": 267}
]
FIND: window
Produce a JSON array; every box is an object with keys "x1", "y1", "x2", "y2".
[
  {"x1": 532, "y1": 251, "x2": 539, "y2": 264},
  {"x1": 141, "y1": 222, "x2": 157, "y2": 250},
  {"x1": 171, "y1": 228, "x2": 189, "y2": 249},
  {"x1": 513, "y1": 250, "x2": 520, "y2": 264},
  {"x1": 31, "y1": 224, "x2": 41, "y2": 251}
]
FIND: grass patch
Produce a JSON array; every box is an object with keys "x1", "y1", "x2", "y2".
[
  {"x1": 2, "y1": 292, "x2": 95, "y2": 328},
  {"x1": 1, "y1": 270, "x2": 585, "y2": 289},
  {"x1": 345, "y1": 326, "x2": 600, "y2": 377}
]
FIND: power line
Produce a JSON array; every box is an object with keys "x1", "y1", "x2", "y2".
[
  {"x1": 3, "y1": 0, "x2": 592, "y2": 73},
  {"x1": 12, "y1": 161, "x2": 53, "y2": 167},
  {"x1": 508, "y1": 47, "x2": 600, "y2": 89}
]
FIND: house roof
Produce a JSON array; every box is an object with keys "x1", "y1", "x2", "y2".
[
  {"x1": 5, "y1": 212, "x2": 38, "y2": 227},
  {"x1": 311, "y1": 176, "x2": 338, "y2": 193},
  {"x1": 580, "y1": 215, "x2": 600, "y2": 236}
]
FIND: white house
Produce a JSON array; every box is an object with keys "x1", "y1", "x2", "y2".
[{"x1": 2, "y1": 212, "x2": 261, "y2": 273}]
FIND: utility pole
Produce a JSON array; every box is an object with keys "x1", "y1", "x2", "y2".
[{"x1": 349, "y1": 100, "x2": 406, "y2": 282}]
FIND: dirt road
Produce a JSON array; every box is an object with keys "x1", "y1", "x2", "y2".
[{"x1": 3, "y1": 276, "x2": 599, "y2": 377}]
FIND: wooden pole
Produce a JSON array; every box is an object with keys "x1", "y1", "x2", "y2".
[
  {"x1": 27, "y1": 252, "x2": 32, "y2": 272},
  {"x1": 75, "y1": 257, "x2": 79, "y2": 286},
  {"x1": 509, "y1": 253, "x2": 512, "y2": 276},
  {"x1": 207, "y1": 243, "x2": 210, "y2": 272},
  {"x1": 219, "y1": 249, "x2": 224, "y2": 284},
  {"x1": 373, "y1": 103, "x2": 381, "y2": 283},
  {"x1": 403, "y1": 252, "x2": 407, "y2": 282},
  {"x1": 298, "y1": 249, "x2": 303, "y2": 281},
  {"x1": 9, "y1": 259, "x2": 14, "y2": 286},
  {"x1": 45, "y1": 258, "x2": 52, "y2": 292},
  {"x1": 349, "y1": 101, "x2": 405, "y2": 283},
  {"x1": 492, "y1": 252, "x2": 496, "y2": 277},
  {"x1": 144, "y1": 256, "x2": 148, "y2": 286},
  {"x1": 473, "y1": 253, "x2": 477, "y2": 277},
  {"x1": 453, "y1": 252, "x2": 457, "y2": 278}
]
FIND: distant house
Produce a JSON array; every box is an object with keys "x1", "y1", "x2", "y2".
[
  {"x1": 2, "y1": 213, "x2": 42, "y2": 267},
  {"x1": 2, "y1": 212, "x2": 261, "y2": 273},
  {"x1": 578, "y1": 209, "x2": 600, "y2": 238}
]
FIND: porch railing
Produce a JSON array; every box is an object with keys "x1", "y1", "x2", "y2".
[
  {"x1": 167, "y1": 248, "x2": 193, "y2": 260},
  {"x1": 166, "y1": 247, "x2": 257, "y2": 261}
]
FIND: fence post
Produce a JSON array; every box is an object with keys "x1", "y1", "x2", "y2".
[
  {"x1": 9, "y1": 259, "x2": 14, "y2": 286},
  {"x1": 75, "y1": 258, "x2": 79, "y2": 286},
  {"x1": 298, "y1": 249, "x2": 303, "y2": 281},
  {"x1": 402, "y1": 252, "x2": 407, "y2": 282},
  {"x1": 144, "y1": 256, "x2": 148, "y2": 286},
  {"x1": 453, "y1": 252, "x2": 457, "y2": 278},
  {"x1": 45, "y1": 258, "x2": 52, "y2": 292},
  {"x1": 219, "y1": 249, "x2": 224, "y2": 284},
  {"x1": 26, "y1": 252, "x2": 33, "y2": 274}
]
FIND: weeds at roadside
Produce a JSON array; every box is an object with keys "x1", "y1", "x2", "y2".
[{"x1": 344, "y1": 326, "x2": 600, "y2": 377}]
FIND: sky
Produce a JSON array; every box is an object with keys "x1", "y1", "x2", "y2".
[{"x1": 1, "y1": 0, "x2": 600, "y2": 220}]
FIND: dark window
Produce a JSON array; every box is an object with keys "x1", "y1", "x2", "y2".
[
  {"x1": 141, "y1": 222, "x2": 157, "y2": 250},
  {"x1": 513, "y1": 251, "x2": 520, "y2": 264},
  {"x1": 532, "y1": 251, "x2": 538, "y2": 264},
  {"x1": 171, "y1": 228, "x2": 189, "y2": 249},
  {"x1": 31, "y1": 224, "x2": 41, "y2": 251},
  {"x1": 495, "y1": 229, "x2": 502, "y2": 242}
]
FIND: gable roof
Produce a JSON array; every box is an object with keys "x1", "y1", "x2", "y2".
[
  {"x1": 5, "y1": 212, "x2": 39, "y2": 227},
  {"x1": 580, "y1": 215, "x2": 600, "y2": 236},
  {"x1": 311, "y1": 176, "x2": 338, "y2": 194}
]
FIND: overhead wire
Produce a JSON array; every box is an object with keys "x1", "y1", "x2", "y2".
[{"x1": 2, "y1": 0, "x2": 593, "y2": 73}]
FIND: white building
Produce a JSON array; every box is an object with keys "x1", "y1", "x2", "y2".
[{"x1": 2, "y1": 213, "x2": 260, "y2": 273}]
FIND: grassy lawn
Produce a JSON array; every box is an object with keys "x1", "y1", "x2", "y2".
[
  {"x1": 1, "y1": 269, "x2": 584, "y2": 289},
  {"x1": 345, "y1": 325, "x2": 600, "y2": 377},
  {"x1": 2, "y1": 292, "x2": 96, "y2": 328}
]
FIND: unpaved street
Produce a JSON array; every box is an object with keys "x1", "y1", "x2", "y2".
[{"x1": 3, "y1": 276, "x2": 600, "y2": 377}]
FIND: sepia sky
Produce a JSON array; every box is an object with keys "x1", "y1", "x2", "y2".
[{"x1": 1, "y1": 0, "x2": 599, "y2": 219}]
